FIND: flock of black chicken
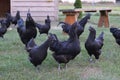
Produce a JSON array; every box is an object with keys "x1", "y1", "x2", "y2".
[{"x1": 0, "y1": 10, "x2": 120, "y2": 71}]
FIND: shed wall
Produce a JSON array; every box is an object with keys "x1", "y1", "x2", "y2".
[{"x1": 11, "y1": 0, "x2": 58, "y2": 21}]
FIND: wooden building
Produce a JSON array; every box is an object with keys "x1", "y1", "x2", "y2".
[{"x1": 0, "y1": 0, "x2": 58, "y2": 21}]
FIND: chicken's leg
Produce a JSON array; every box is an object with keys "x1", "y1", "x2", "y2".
[
  {"x1": 65, "y1": 63, "x2": 67, "y2": 69},
  {"x1": 36, "y1": 66, "x2": 40, "y2": 73},
  {"x1": 58, "y1": 64, "x2": 61, "y2": 71},
  {"x1": 89, "y1": 56, "x2": 93, "y2": 62}
]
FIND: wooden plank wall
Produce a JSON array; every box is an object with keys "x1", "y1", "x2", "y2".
[{"x1": 11, "y1": 0, "x2": 58, "y2": 21}]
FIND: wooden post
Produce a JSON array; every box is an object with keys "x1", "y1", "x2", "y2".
[
  {"x1": 63, "y1": 12, "x2": 79, "y2": 25},
  {"x1": 98, "y1": 10, "x2": 109, "y2": 27}
]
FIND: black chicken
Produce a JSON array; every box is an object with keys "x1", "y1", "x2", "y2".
[
  {"x1": 17, "y1": 11, "x2": 37, "y2": 46},
  {"x1": 110, "y1": 27, "x2": 120, "y2": 45},
  {"x1": 11, "y1": 11, "x2": 21, "y2": 26},
  {"x1": 26, "y1": 34, "x2": 55, "y2": 70},
  {"x1": 85, "y1": 26, "x2": 104, "y2": 62},
  {"x1": 0, "y1": 20, "x2": 7, "y2": 38},
  {"x1": 0, "y1": 13, "x2": 12, "y2": 28},
  {"x1": 50, "y1": 22, "x2": 81, "y2": 70},
  {"x1": 35, "y1": 15, "x2": 51, "y2": 34},
  {"x1": 58, "y1": 14, "x2": 91, "y2": 38}
]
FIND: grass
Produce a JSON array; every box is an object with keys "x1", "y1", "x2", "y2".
[
  {"x1": 0, "y1": 16, "x2": 120, "y2": 80},
  {"x1": 0, "y1": 3, "x2": 120, "y2": 80}
]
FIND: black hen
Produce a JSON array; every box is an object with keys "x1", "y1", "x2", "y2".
[
  {"x1": 58, "y1": 14, "x2": 91, "y2": 38},
  {"x1": 26, "y1": 34, "x2": 55, "y2": 69},
  {"x1": 11, "y1": 11, "x2": 21, "y2": 26},
  {"x1": 110, "y1": 27, "x2": 120, "y2": 45},
  {"x1": 0, "y1": 20, "x2": 7, "y2": 38},
  {"x1": 0, "y1": 13, "x2": 12, "y2": 28},
  {"x1": 36, "y1": 15, "x2": 51, "y2": 34},
  {"x1": 85, "y1": 26, "x2": 104, "y2": 62},
  {"x1": 17, "y1": 11, "x2": 37, "y2": 46},
  {"x1": 50, "y1": 22, "x2": 81, "y2": 70}
]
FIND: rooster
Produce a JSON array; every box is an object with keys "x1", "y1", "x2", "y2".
[
  {"x1": 50, "y1": 22, "x2": 81, "y2": 70},
  {"x1": 110, "y1": 27, "x2": 120, "y2": 45},
  {"x1": 36, "y1": 15, "x2": 51, "y2": 35},
  {"x1": 85, "y1": 26, "x2": 104, "y2": 62},
  {"x1": 17, "y1": 10, "x2": 37, "y2": 46},
  {"x1": 58, "y1": 14, "x2": 91, "y2": 38}
]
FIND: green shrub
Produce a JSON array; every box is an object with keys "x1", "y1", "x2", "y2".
[{"x1": 74, "y1": 0, "x2": 82, "y2": 18}]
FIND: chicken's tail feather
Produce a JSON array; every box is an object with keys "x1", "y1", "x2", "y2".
[
  {"x1": 110, "y1": 27, "x2": 117, "y2": 33},
  {"x1": 57, "y1": 22, "x2": 70, "y2": 27},
  {"x1": 35, "y1": 23, "x2": 42, "y2": 29},
  {"x1": 97, "y1": 32, "x2": 104, "y2": 41},
  {"x1": 26, "y1": 38, "x2": 36, "y2": 52}
]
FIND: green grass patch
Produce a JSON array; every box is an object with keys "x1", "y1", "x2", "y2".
[{"x1": 0, "y1": 15, "x2": 120, "y2": 80}]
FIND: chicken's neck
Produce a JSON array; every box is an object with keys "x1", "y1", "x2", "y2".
[
  {"x1": 79, "y1": 17, "x2": 89, "y2": 28},
  {"x1": 68, "y1": 33, "x2": 78, "y2": 42}
]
